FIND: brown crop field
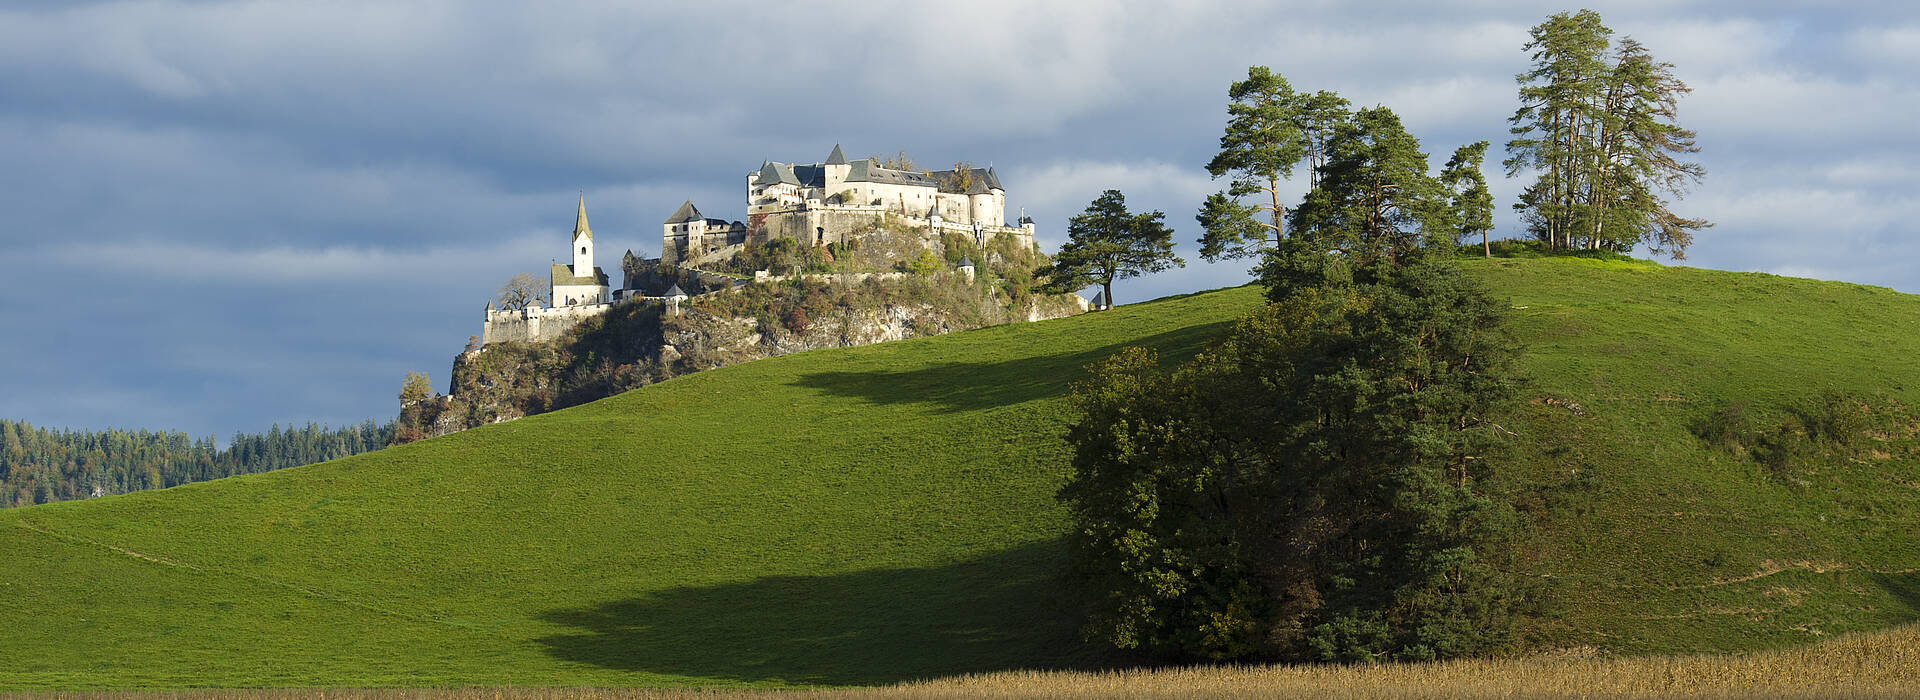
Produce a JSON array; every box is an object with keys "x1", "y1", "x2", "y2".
[{"x1": 9, "y1": 621, "x2": 1918, "y2": 700}]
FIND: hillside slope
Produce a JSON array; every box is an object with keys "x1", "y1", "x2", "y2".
[{"x1": 3, "y1": 257, "x2": 1918, "y2": 689}]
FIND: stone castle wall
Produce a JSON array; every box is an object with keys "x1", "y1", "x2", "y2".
[
  {"x1": 744, "y1": 206, "x2": 1035, "y2": 252},
  {"x1": 482, "y1": 302, "x2": 613, "y2": 345}
]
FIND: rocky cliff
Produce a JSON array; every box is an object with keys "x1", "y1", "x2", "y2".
[{"x1": 400, "y1": 239, "x2": 1080, "y2": 442}]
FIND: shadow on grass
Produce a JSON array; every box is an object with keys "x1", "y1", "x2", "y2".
[
  {"x1": 1873, "y1": 571, "x2": 1920, "y2": 617},
  {"x1": 791, "y1": 321, "x2": 1232, "y2": 413},
  {"x1": 535, "y1": 539, "x2": 1089, "y2": 686}
]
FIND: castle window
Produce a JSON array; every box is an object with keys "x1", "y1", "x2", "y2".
[{"x1": 580, "y1": 246, "x2": 587, "y2": 255}]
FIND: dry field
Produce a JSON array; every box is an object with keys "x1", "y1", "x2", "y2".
[{"x1": 10, "y1": 622, "x2": 1919, "y2": 700}]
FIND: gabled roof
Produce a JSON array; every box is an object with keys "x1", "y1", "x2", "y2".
[
  {"x1": 573, "y1": 195, "x2": 592, "y2": 241},
  {"x1": 664, "y1": 200, "x2": 703, "y2": 225},
  {"x1": 551, "y1": 263, "x2": 609, "y2": 287},
  {"x1": 845, "y1": 159, "x2": 938, "y2": 187},
  {"x1": 826, "y1": 143, "x2": 849, "y2": 165}
]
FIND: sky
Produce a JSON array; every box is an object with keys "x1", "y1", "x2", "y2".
[{"x1": 2, "y1": 1, "x2": 1915, "y2": 439}]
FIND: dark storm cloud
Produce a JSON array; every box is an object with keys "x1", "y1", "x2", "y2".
[{"x1": 1, "y1": 0, "x2": 1913, "y2": 436}]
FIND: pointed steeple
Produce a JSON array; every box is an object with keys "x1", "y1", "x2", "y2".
[
  {"x1": 573, "y1": 195, "x2": 592, "y2": 241},
  {"x1": 826, "y1": 143, "x2": 849, "y2": 165}
]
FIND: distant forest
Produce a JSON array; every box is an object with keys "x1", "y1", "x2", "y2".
[{"x1": 0, "y1": 419, "x2": 394, "y2": 508}]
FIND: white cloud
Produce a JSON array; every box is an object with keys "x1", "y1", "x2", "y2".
[
  {"x1": 76, "y1": 235, "x2": 553, "y2": 285},
  {"x1": 1013, "y1": 159, "x2": 1221, "y2": 215},
  {"x1": 1846, "y1": 25, "x2": 1920, "y2": 64}
]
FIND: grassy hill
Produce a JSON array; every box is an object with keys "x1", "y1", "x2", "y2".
[{"x1": 3, "y1": 256, "x2": 1919, "y2": 689}]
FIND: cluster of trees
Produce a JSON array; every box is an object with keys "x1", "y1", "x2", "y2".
[
  {"x1": 1194, "y1": 67, "x2": 1499, "y2": 268},
  {"x1": 1506, "y1": 9, "x2": 1709, "y2": 256},
  {"x1": 0, "y1": 419, "x2": 394, "y2": 507},
  {"x1": 1046, "y1": 9, "x2": 1706, "y2": 309},
  {"x1": 1058, "y1": 78, "x2": 1528, "y2": 659},
  {"x1": 1060, "y1": 232, "x2": 1524, "y2": 660},
  {"x1": 1050, "y1": 10, "x2": 1707, "y2": 664}
]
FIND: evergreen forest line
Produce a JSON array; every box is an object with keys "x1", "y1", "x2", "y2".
[{"x1": 0, "y1": 419, "x2": 394, "y2": 508}]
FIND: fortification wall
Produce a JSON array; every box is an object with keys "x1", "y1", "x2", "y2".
[
  {"x1": 749, "y1": 207, "x2": 1033, "y2": 250},
  {"x1": 482, "y1": 303, "x2": 613, "y2": 345}
]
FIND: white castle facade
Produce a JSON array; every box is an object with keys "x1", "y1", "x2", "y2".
[
  {"x1": 480, "y1": 145, "x2": 1034, "y2": 346},
  {"x1": 661, "y1": 144, "x2": 1034, "y2": 266}
]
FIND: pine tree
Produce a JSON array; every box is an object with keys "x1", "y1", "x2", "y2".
[
  {"x1": 1442, "y1": 141, "x2": 1496, "y2": 257},
  {"x1": 1197, "y1": 67, "x2": 1309, "y2": 261},
  {"x1": 1040, "y1": 190, "x2": 1183, "y2": 307},
  {"x1": 1506, "y1": 10, "x2": 1708, "y2": 256},
  {"x1": 1277, "y1": 107, "x2": 1449, "y2": 296}
]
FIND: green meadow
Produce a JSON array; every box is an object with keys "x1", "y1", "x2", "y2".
[{"x1": 3, "y1": 256, "x2": 1918, "y2": 689}]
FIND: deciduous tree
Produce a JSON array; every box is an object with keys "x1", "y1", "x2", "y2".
[
  {"x1": 398, "y1": 371, "x2": 434, "y2": 407},
  {"x1": 497, "y1": 273, "x2": 547, "y2": 311}
]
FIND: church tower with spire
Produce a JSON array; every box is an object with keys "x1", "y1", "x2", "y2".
[
  {"x1": 550, "y1": 195, "x2": 610, "y2": 307},
  {"x1": 572, "y1": 195, "x2": 594, "y2": 278}
]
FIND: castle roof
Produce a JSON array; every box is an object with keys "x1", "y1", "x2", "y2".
[
  {"x1": 573, "y1": 195, "x2": 593, "y2": 241},
  {"x1": 826, "y1": 143, "x2": 849, "y2": 165},
  {"x1": 551, "y1": 263, "x2": 609, "y2": 287},
  {"x1": 930, "y1": 166, "x2": 1001, "y2": 195},
  {"x1": 757, "y1": 161, "x2": 801, "y2": 187},
  {"x1": 664, "y1": 283, "x2": 686, "y2": 298},
  {"x1": 664, "y1": 200, "x2": 704, "y2": 225},
  {"x1": 957, "y1": 255, "x2": 973, "y2": 267},
  {"x1": 845, "y1": 159, "x2": 938, "y2": 187}
]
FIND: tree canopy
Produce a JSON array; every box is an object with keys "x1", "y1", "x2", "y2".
[
  {"x1": 0, "y1": 418, "x2": 393, "y2": 507},
  {"x1": 1042, "y1": 190, "x2": 1183, "y2": 307},
  {"x1": 1196, "y1": 67, "x2": 1308, "y2": 262},
  {"x1": 1505, "y1": 10, "x2": 1709, "y2": 256},
  {"x1": 1060, "y1": 70, "x2": 1525, "y2": 663}
]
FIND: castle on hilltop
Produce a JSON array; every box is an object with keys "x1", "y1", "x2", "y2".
[
  {"x1": 662, "y1": 144, "x2": 1034, "y2": 266},
  {"x1": 479, "y1": 145, "x2": 1035, "y2": 346}
]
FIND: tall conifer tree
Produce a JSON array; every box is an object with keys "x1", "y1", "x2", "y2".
[
  {"x1": 1197, "y1": 67, "x2": 1308, "y2": 261},
  {"x1": 1442, "y1": 141, "x2": 1496, "y2": 257},
  {"x1": 1506, "y1": 10, "x2": 1708, "y2": 256}
]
